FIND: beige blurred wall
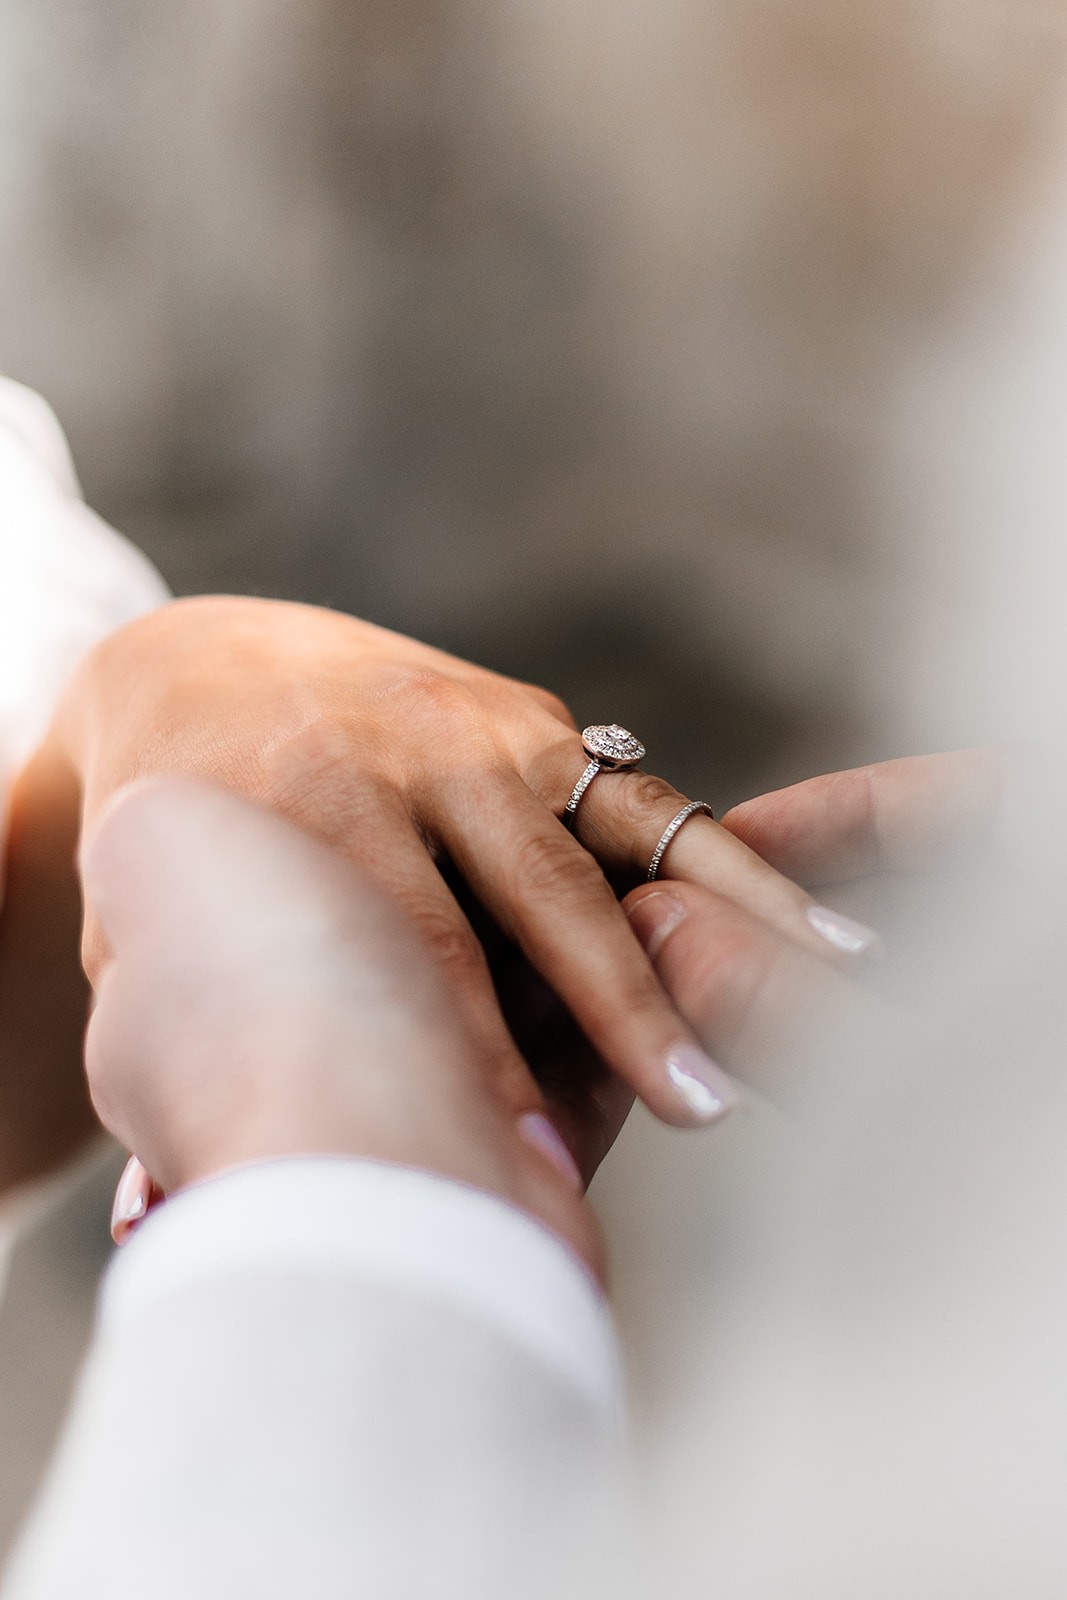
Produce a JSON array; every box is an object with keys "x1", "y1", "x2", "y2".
[{"x1": 5, "y1": 2, "x2": 1065, "y2": 802}]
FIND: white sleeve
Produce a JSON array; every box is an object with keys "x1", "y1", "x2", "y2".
[
  {"x1": 0, "y1": 376, "x2": 169, "y2": 782},
  {"x1": 3, "y1": 1159, "x2": 630, "y2": 1600},
  {"x1": 103, "y1": 1156, "x2": 623, "y2": 1424}
]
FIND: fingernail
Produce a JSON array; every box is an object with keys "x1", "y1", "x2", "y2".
[
  {"x1": 625, "y1": 891, "x2": 688, "y2": 961},
  {"x1": 517, "y1": 1112, "x2": 584, "y2": 1191},
  {"x1": 110, "y1": 1156, "x2": 153, "y2": 1246},
  {"x1": 805, "y1": 904, "x2": 883, "y2": 958},
  {"x1": 665, "y1": 1044, "x2": 738, "y2": 1125}
]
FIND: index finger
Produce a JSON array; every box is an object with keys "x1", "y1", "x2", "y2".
[
  {"x1": 720, "y1": 749, "x2": 1008, "y2": 887},
  {"x1": 624, "y1": 880, "x2": 891, "y2": 1111}
]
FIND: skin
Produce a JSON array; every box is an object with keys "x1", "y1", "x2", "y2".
[
  {"x1": 85, "y1": 750, "x2": 1007, "y2": 1277},
  {"x1": 84, "y1": 779, "x2": 601, "y2": 1274},
  {"x1": 0, "y1": 576, "x2": 1003, "y2": 1206},
  {"x1": 50, "y1": 594, "x2": 863, "y2": 1137}
]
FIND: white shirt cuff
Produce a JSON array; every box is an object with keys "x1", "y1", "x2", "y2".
[{"x1": 99, "y1": 1158, "x2": 624, "y2": 1426}]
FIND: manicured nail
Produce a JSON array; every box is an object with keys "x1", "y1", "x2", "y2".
[
  {"x1": 665, "y1": 1044, "x2": 738, "y2": 1125},
  {"x1": 517, "y1": 1112, "x2": 584, "y2": 1191},
  {"x1": 625, "y1": 891, "x2": 688, "y2": 961},
  {"x1": 110, "y1": 1155, "x2": 153, "y2": 1246},
  {"x1": 805, "y1": 904, "x2": 883, "y2": 957}
]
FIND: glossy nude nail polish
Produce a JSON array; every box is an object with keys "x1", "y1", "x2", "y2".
[
  {"x1": 664, "y1": 1045, "x2": 738, "y2": 1126},
  {"x1": 805, "y1": 904, "x2": 883, "y2": 958},
  {"x1": 110, "y1": 1155, "x2": 154, "y2": 1246},
  {"x1": 517, "y1": 1111, "x2": 584, "y2": 1191}
]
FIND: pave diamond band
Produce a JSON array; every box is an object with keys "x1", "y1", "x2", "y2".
[
  {"x1": 564, "y1": 759, "x2": 603, "y2": 820},
  {"x1": 647, "y1": 801, "x2": 715, "y2": 881},
  {"x1": 563, "y1": 723, "x2": 645, "y2": 830}
]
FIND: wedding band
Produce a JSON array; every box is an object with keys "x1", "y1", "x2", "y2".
[
  {"x1": 647, "y1": 801, "x2": 715, "y2": 881},
  {"x1": 563, "y1": 723, "x2": 646, "y2": 829}
]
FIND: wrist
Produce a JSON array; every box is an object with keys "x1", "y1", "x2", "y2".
[{"x1": 119, "y1": 1089, "x2": 600, "y2": 1278}]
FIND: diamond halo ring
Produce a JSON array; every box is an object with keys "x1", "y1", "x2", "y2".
[{"x1": 563, "y1": 723, "x2": 646, "y2": 829}]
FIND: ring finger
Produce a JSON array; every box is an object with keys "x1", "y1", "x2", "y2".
[{"x1": 539, "y1": 729, "x2": 882, "y2": 963}]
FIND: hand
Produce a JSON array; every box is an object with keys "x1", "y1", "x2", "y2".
[
  {"x1": 55, "y1": 596, "x2": 874, "y2": 1141},
  {"x1": 84, "y1": 778, "x2": 601, "y2": 1272},
  {"x1": 622, "y1": 750, "x2": 1007, "y2": 1103}
]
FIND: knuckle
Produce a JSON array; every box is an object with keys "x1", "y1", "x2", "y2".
[
  {"x1": 620, "y1": 772, "x2": 687, "y2": 829},
  {"x1": 387, "y1": 669, "x2": 480, "y2": 727},
  {"x1": 513, "y1": 829, "x2": 607, "y2": 907},
  {"x1": 405, "y1": 900, "x2": 486, "y2": 983},
  {"x1": 609, "y1": 773, "x2": 688, "y2": 870}
]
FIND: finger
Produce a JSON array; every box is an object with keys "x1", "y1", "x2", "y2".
[
  {"x1": 719, "y1": 748, "x2": 1007, "y2": 887},
  {"x1": 426, "y1": 768, "x2": 738, "y2": 1129},
  {"x1": 110, "y1": 1155, "x2": 163, "y2": 1245},
  {"x1": 551, "y1": 749, "x2": 882, "y2": 962},
  {"x1": 624, "y1": 880, "x2": 891, "y2": 1110},
  {"x1": 515, "y1": 1112, "x2": 584, "y2": 1190},
  {"x1": 534, "y1": 1026, "x2": 635, "y2": 1186},
  {"x1": 353, "y1": 831, "x2": 550, "y2": 1116},
  {"x1": 489, "y1": 946, "x2": 634, "y2": 1186},
  {"x1": 254, "y1": 752, "x2": 550, "y2": 1117}
]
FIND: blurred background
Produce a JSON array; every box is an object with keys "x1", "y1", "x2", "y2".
[
  {"x1": 5, "y1": 0, "x2": 1067, "y2": 1463},
  {"x1": 6, "y1": 2, "x2": 1065, "y2": 810}
]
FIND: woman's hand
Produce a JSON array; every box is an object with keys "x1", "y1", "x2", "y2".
[{"x1": 56, "y1": 595, "x2": 875, "y2": 1148}]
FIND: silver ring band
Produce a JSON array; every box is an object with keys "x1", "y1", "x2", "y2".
[
  {"x1": 563, "y1": 759, "x2": 604, "y2": 828},
  {"x1": 647, "y1": 801, "x2": 715, "y2": 881}
]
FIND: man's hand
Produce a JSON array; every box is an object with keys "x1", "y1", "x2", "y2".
[
  {"x1": 623, "y1": 751, "x2": 1007, "y2": 1104},
  {"x1": 83, "y1": 778, "x2": 600, "y2": 1272}
]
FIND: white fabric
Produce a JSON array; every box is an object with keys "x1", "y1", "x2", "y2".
[
  {"x1": 4, "y1": 1256, "x2": 627, "y2": 1600},
  {"x1": 103, "y1": 1156, "x2": 623, "y2": 1424},
  {"x1": 0, "y1": 380, "x2": 623, "y2": 1588},
  {"x1": 0, "y1": 375, "x2": 170, "y2": 780}
]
